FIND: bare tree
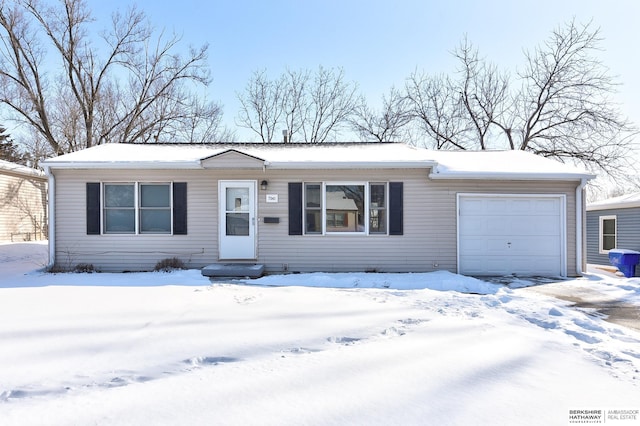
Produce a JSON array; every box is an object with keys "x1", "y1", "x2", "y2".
[
  {"x1": 280, "y1": 68, "x2": 309, "y2": 143},
  {"x1": 453, "y1": 37, "x2": 511, "y2": 150},
  {"x1": 302, "y1": 66, "x2": 359, "y2": 143},
  {"x1": 236, "y1": 69, "x2": 285, "y2": 142},
  {"x1": 513, "y1": 20, "x2": 636, "y2": 175},
  {"x1": 236, "y1": 66, "x2": 359, "y2": 143},
  {"x1": 406, "y1": 20, "x2": 637, "y2": 177},
  {"x1": 0, "y1": 0, "x2": 224, "y2": 157},
  {"x1": 168, "y1": 96, "x2": 235, "y2": 143},
  {"x1": 351, "y1": 86, "x2": 412, "y2": 142},
  {"x1": 406, "y1": 72, "x2": 468, "y2": 149}
]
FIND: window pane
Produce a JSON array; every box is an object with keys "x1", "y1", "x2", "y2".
[
  {"x1": 306, "y1": 211, "x2": 322, "y2": 234},
  {"x1": 304, "y1": 183, "x2": 322, "y2": 234},
  {"x1": 603, "y1": 235, "x2": 616, "y2": 251},
  {"x1": 326, "y1": 185, "x2": 364, "y2": 232},
  {"x1": 105, "y1": 209, "x2": 135, "y2": 233},
  {"x1": 226, "y1": 188, "x2": 249, "y2": 212},
  {"x1": 305, "y1": 184, "x2": 321, "y2": 208},
  {"x1": 602, "y1": 219, "x2": 616, "y2": 235},
  {"x1": 226, "y1": 213, "x2": 249, "y2": 236},
  {"x1": 141, "y1": 184, "x2": 170, "y2": 207},
  {"x1": 370, "y1": 209, "x2": 387, "y2": 234},
  {"x1": 105, "y1": 184, "x2": 134, "y2": 207},
  {"x1": 140, "y1": 210, "x2": 171, "y2": 233},
  {"x1": 370, "y1": 184, "x2": 386, "y2": 208}
]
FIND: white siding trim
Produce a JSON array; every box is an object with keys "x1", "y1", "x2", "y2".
[{"x1": 598, "y1": 215, "x2": 617, "y2": 254}]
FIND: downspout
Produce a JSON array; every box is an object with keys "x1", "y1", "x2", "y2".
[
  {"x1": 575, "y1": 178, "x2": 588, "y2": 275},
  {"x1": 43, "y1": 165, "x2": 55, "y2": 270}
]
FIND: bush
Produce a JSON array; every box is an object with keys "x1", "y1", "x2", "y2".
[
  {"x1": 48, "y1": 263, "x2": 67, "y2": 273},
  {"x1": 73, "y1": 263, "x2": 96, "y2": 273},
  {"x1": 154, "y1": 257, "x2": 186, "y2": 272}
]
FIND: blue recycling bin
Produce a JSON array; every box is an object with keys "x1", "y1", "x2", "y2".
[{"x1": 608, "y1": 249, "x2": 640, "y2": 278}]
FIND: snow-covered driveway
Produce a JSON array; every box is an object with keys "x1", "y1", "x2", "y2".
[{"x1": 0, "y1": 242, "x2": 638, "y2": 426}]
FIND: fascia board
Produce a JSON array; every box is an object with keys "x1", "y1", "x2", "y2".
[
  {"x1": 428, "y1": 171, "x2": 596, "y2": 181},
  {"x1": 264, "y1": 161, "x2": 437, "y2": 169},
  {"x1": 587, "y1": 201, "x2": 640, "y2": 211},
  {"x1": 43, "y1": 161, "x2": 203, "y2": 170}
]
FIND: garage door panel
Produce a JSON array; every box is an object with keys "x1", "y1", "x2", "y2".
[
  {"x1": 464, "y1": 216, "x2": 558, "y2": 236},
  {"x1": 484, "y1": 199, "x2": 509, "y2": 214},
  {"x1": 462, "y1": 255, "x2": 560, "y2": 276},
  {"x1": 462, "y1": 236, "x2": 559, "y2": 256},
  {"x1": 534, "y1": 199, "x2": 560, "y2": 214},
  {"x1": 459, "y1": 195, "x2": 564, "y2": 276}
]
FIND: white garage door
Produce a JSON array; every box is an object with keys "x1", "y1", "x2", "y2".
[{"x1": 458, "y1": 195, "x2": 565, "y2": 276}]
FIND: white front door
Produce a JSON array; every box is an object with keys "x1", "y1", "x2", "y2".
[{"x1": 219, "y1": 181, "x2": 257, "y2": 259}]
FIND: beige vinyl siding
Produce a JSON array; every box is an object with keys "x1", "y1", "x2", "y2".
[
  {"x1": 257, "y1": 172, "x2": 578, "y2": 275},
  {"x1": 53, "y1": 169, "x2": 217, "y2": 271},
  {"x1": 52, "y1": 167, "x2": 579, "y2": 274},
  {"x1": 0, "y1": 170, "x2": 47, "y2": 242}
]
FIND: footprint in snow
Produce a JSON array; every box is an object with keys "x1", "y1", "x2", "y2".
[
  {"x1": 398, "y1": 318, "x2": 428, "y2": 326},
  {"x1": 572, "y1": 318, "x2": 607, "y2": 334},
  {"x1": 327, "y1": 336, "x2": 361, "y2": 345},
  {"x1": 281, "y1": 347, "x2": 321, "y2": 356},
  {"x1": 565, "y1": 329, "x2": 602, "y2": 344},
  {"x1": 184, "y1": 356, "x2": 240, "y2": 367}
]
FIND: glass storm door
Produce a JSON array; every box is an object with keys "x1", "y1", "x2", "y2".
[{"x1": 219, "y1": 181, "x2": 257, "y2": 259}]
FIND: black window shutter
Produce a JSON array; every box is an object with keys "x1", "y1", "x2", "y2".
[
  {"x1": 389, "y1": 182, "x2": 403, "y2": 235},
  {"x1": 173, "y1": 182, "x2": 188, "y2": 235},
  {"x1": 288, "y1": 182, "x2": 303, "y2": 235},
  {"x1": 86, "y1": 182, "x2": 101, "y2": 235}
]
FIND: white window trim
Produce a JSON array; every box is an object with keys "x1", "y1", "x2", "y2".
[
  {"x1": 303, "y1": 181, "x2": 389, "y2": 236},
  {"x1": 599, "y1": 215, "x2": 617, "y2": 254},
  {"x1": 102, "y1": 181, "x2": 173, "y2": 235}
]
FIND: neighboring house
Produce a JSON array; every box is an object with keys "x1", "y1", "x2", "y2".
[
  {"x1": 586, "y1": 192, "x2": 640, "y2": 270},
  {"x1": 0, "y1": 159, "x2": 48, "y2": 242},
  {"x1": 41, "y1": 143, "x2": 594, "y2": 276}
]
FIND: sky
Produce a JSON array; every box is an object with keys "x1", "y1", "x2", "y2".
[{"x1": 89, "y1": 0, "x2": 640, "y2": 141}]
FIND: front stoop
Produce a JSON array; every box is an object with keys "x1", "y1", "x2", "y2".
[{"x1": 201, "y1": 263, "x2": 265, "y2": 278}]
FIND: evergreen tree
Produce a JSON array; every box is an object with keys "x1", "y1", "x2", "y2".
[{"x1": 0, "y1": 126, "x2": 28, "y2": 165}]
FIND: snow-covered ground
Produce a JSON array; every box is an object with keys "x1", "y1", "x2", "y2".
[{"x1": 1, "y1": 242, "x2": 639, "y2": 426}]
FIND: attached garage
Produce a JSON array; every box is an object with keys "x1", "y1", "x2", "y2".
[{"x1": 457, "y1": 194, "x2": 566, "y2": 276}]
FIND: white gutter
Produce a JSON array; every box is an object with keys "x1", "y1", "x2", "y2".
[
  {"x1": 40, "y1": 161, "x2": 203, "y2": 170},
  {"x1": 43, "y1": 165, "x2": 55, "y2": 270},
  {"x1": 575, "y1": 178, "x2": 588, "y2": 275},
  {"x1": 264, "y1": 160, "x2": 437, "y2": 169},
  {"x1": 587, "y1": 201, "x2": 640, "y2": 211},
  {"x1": 428, "y1": 171, "x2": 596, "y2": 181}
]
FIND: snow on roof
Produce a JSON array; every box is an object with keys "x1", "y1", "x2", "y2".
[
  {"x1": 587, "y1": 191, "x2": 640, "y2": 211},
  {"x1": 42, "y1": 143, "x2": 436, "y2": 170},
  {"x1": 0, "y1": 159, "x2": 45, "y2": 179},
  {"x1": 41, "y1": 142, "x2": 595, "y2": 180},
  {"x1": 427, "y1": 149, "x2": 595, "y2": 180}
]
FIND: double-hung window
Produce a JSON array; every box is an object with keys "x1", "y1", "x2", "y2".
[
  {"x1": 139, "y1": 184, "x2": 171, "y2": 233},
  {"x1": 599, "y1": 215, "x2": 617, "y2": 253},
  {"x1": 103, "y1": 183, "x2": 171, "y2": 234},
  {"x1": 303, "y1": 182, "x2": 388, "y2": 235},
  {"x1": 104, "y1": 184, "x2": 136, "y2": 233}
]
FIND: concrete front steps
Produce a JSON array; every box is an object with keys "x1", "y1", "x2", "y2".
[{"x1": 201, "y1": 263, "x2": 265, "y2": 279}]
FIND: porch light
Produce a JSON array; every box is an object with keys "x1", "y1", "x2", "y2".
[{"x1": 261, "y1": 180, "x2": 268, "y2": 190}]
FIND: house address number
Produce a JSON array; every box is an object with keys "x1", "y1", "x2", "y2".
[{"x1": 266, "y1": 194, "x2": 279, "y2": 203}]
